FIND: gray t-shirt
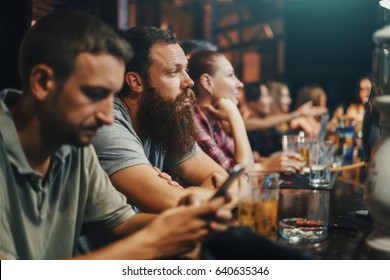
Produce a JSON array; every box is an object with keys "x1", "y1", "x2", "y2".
[
  {"x1": 93, "y1": 95, "x2": 200, "y2": 175},
  {"x1": 0, "y1": 89, "x2": 135, "y2": 259}
]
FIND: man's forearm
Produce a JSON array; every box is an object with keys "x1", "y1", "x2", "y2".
[
  {"x1": 110, "y1": 213, "x2": 157, "y2": 238},
  {"x1": 73, "y1": 228, "x2": 161, "y2": 260}
]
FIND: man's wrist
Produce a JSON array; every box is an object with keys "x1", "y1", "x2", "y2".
[{"x1": 131, "y1": 227, "x2": 163, "y2": 259}]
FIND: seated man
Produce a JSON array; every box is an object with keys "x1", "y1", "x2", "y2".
[
  {"x1": 0, "y1": 10, "x2": 230, "y2": 260},
  {"x1": 93, "y1": 26, "x2": 228, "y2": 214}
]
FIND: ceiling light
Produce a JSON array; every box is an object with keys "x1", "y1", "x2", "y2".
[{"x1": 380, "y1": 0, "x2": 390, "y2": 10}]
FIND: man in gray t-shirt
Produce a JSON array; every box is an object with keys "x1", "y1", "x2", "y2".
[
  {"x1": 93, "y1": 26, "x2": 228, "y2": 214},
  {"x1": 93, "y1": 95, "x2": 199, "y2": 175}
]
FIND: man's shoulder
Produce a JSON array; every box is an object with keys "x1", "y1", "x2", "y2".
[
  {"x1": 113, "y1": 95, "x2": 133, "y2": 124},
  {"x1": 0, "y1": 88, "x2": 22, "y2": 101},
  {"x1": 94, "y1": 97, "x2": 138, "y2": 141}
]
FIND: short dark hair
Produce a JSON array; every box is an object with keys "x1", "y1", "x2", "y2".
[
  {"x1": 244, "y1": 82, "x2": 266, "y2": 102},
  {"x1": 121, "y1": 26, "x2": 178, "y2": 92},
  {"x1": 19, "y1": 9, "x2": 132, "y2": 91},
  {"x1": 180, "y1": 39, "x2": 217, "y2": 55}
]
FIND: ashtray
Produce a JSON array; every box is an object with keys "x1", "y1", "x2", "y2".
[{"x1": 279, "y1": 218, "x2": 327, "y2": 243}]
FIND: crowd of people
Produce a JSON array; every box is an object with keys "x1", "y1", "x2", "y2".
[{"x1": 0, "y1": 9, "x2": 373, "y2": 260}]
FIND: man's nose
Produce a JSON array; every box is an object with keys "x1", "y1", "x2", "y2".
[
  {"x1": 96, "y1": 95, "x2": 115, "y2": 126},
  {"x1": 182, "y1": 71, "x2": 194, "y2": 88}
]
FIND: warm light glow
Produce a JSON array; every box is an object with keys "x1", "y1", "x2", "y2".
[
  {"x1": 380, "y1": 0, "x2": 390, "y2": 10},
  {"x1": 263, "y1": 24, "x2": 274, "y2": 39}
]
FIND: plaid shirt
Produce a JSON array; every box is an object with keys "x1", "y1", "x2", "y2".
[{"x1": 194, "y1": 106, "x2": 236, "y2": 172}]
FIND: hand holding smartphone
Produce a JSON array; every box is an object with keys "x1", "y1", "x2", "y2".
[
  {"x1": 210, "y1": 164, "x2": 245, "y2": 200},
  {"x1": 200, "y1": 165, "x2": 245, "y2": 226}
]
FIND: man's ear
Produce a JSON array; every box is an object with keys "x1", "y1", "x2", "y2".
[
  {"x1": 200, "y1": 73, "x2": 213, "y2": 94},
  {"x1": 125, "y1": 72, "x2": 144, "y2": 94},
  {"x1": 30, "y1": 64, "x2": 55, "y2": 100}
]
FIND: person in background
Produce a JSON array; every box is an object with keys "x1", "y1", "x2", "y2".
[
  {"x1": 244, "y1": 82, "x2": 281, "y2": 156},
  {"x1": 92, "y1": 27, "x2": 229, "y2": 214},
  {"x1": 295, "y1": 84, "x2": 337, "y2": 135},
  {"x1": 188, "y1": 50, "x2": 254, "y2": 172},
  {"x1": 188, "y1": 50, "x2": 303, "y2": 174},
  {"x1": 242, "y1": 82, "x2": 326, "y2": 133},
  {"x1": 362, "y1": 78, "x2": 381, "y2": 164},
  {"x1": 243, "y1": 82, "x2": 327, "y2": 156},
  {"x1": 0, "y1": 10, "x2": 231, "y2": 260},
  {"x1": 346, "y1": 75, "x2": 372, "y2": 133},
  {"x1": 267, "y1": 81, "x2": 317, "y2": 135}
]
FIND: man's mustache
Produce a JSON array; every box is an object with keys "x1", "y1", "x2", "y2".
[{"x1": 177, "y1": 87, "x2": 196, "y2": 105}]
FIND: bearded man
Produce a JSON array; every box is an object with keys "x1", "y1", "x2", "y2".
[{"x1": 92, "y1": 26, "x2": 228, "y2": 214}]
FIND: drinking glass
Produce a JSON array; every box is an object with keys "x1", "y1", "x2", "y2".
[
  {"x1": 282, "y1": 134, "x2": 299, "y2": 152},
  {"x1": 238, "y1": 172, "x2": 280, "y2": 240},
  {"x1": 309, "y1": 140, "x2": 334, "y2": 187},
  {"x1": 297, "y1": 133, "x2": 312, "y2": 167}
]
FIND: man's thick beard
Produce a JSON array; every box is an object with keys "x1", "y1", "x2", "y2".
[{"x1": 137, "y1": 87, "x2": 198, "y2": 159}]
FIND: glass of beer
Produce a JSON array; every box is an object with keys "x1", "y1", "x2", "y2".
[
  {"x1": 297, "y1": 133, "x2": 312, "y2": 167},
  {"x1": 238, "y1": 172, "x2": 280, "y2": 240},
  {"x1": 281, "y1": 134, "x2": 299, "y2": 152}
]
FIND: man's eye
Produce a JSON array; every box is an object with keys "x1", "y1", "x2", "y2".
[
  {"x1": 169, "y1": 70, "x2": 178, "y2": 76},
  {"x1": 82, "y1": 87, "x2": 110, "y2": 101}
]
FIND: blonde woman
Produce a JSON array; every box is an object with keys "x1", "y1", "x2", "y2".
[
  {"x1": 267, "y1": 81, "x2": 317, "y2": 135},
  {"x1": 295, "y1": 84, "x2": 337, "y2": 134}
]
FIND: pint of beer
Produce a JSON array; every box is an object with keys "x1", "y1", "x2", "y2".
[{"x1": 238, "y1": 172, "x2": 280, "y2": 240}]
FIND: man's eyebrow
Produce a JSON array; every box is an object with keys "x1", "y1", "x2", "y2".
[
  {"x1": 165, "y1": 62, "x2": 183, "y2": 67},
  {"x1": 174, "y1": 63, "x2": 188, "y2": 69}
]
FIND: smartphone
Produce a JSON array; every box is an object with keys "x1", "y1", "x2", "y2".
[{"x1": 210, "y1": 164, "x2": 245, "y2": 199}]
